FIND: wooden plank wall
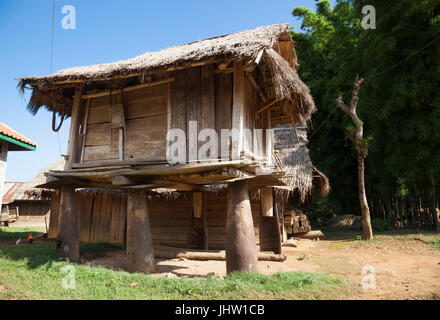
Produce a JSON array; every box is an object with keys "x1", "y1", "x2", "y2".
[
  {"x1": 171, "y1": 67, "x2": 234, "y2": 161},
  {"x1": 10, "y1": 201, "x2": 51, "y2": 221},
  {"x1": 80, "y1": 64, "x2": 262, "y2": 164},
  {"x1": 48, "y1": 190, "x2": 262, "y2": 250},
  {"x1": 83, "y1": 84, "x2": 168, "y2": 163}
]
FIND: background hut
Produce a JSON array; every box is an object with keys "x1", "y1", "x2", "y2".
[
  {"x1": 0, "y1": 122, "x2": 36, "y2": 224},
  {"x1": 1, "y1": 158, "x2": 65, "y2": 225}
]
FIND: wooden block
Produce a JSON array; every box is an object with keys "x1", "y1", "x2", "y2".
[
  {"x1": 260, "y1": 187, "x2": 273, "y2": 217},
  {"x1": 193, "y1": 192, "x2": 203, "y2": 218}
]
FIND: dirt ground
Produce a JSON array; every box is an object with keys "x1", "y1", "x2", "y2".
[
  {"x1": 4, "y1": 223, "x2": 439, "y2": 299},
  {"x1": 87, "y1": 233, "x2": 440, "y2": 300}
]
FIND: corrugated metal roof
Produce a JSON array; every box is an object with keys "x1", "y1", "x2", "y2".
[
  {"x1": 2, "y1": 182, "x2": 26, "y2": 204},
  {"x1": 0, "y1": 122, "x2": 37, "y2": 147}
]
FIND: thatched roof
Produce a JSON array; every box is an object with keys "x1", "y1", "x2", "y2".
[
  {"x1": 20, "y1": 157, "x2": 66, "y2": 199},
  {"x1": 17, "y1": 23, "x2": 315, "y2": 124},
  {"x1": 273, "y1": 125, "x2": 330, "y2": 199}
]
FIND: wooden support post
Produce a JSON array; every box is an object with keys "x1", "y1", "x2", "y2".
[
  {"x1": 126, "y1": 189, "x2": 155, "y2": 273},
  {"x1": 187, "y1": 192, "x2": 206, "y2": 249},
  {"x1": 260, "y1": 187, "x2": 273, "y2": 217},
  {"x1": 66, "y1": 84, "x2": 84, "y2": 169},
  {"x1": 56, "y1": 185, "x2": 80, "y2": 261},
  {"x1": 193, "y1": 192, "x2": 203, "y2": 218},
  {"x1": 203, "y1": 193, "x2": 208, "y2": 250},
  {"x1": 258, "y1": 188, "x2": 282, "y2": 254},
  {"x1": 226, "y1": 180, "x2": 258, "y2": 274},
  {"x1": 56, "y1": 85, "x2": 83, "y2": 260},
  {"x1": 232, "y1": 60, "x2": 245, "y2": 160}
]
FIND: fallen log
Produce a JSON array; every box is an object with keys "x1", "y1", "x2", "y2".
[
  {"x1": 296, "y1": 230, "x2": 325, "y2": 240},
  {"x1": 154, "y1": 245, "x2": 286, "y2": 262}
]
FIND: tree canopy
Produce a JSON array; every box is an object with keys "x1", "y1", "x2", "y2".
[{"x1": 291, "y1": 0, "x2": 440, "y2": 225}]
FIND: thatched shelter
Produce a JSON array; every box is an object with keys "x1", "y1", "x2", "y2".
[
  {"x1": 273, "y1": 125, "x2": 330, "y2": 200},
  {"x1": 1, "y1": 158, "x2": 65, "y2": 222},
  {"x1": 16, "y1": 23, "x2": 324, "y2": 274}
]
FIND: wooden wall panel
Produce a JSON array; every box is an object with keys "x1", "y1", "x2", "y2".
[
  {"x1": 83, "y1": 83, "x2": 169, "y2": 163},
  {"x1": 48, "y1": 190, "x2": 265, "y2": 250},
  {"x1": 214, "y1": 73, "x2": 232, "y2": 142},
  {"x1": 170, "y1": 70, "x2": 187, "y2": 134},
  {"x1": 123, "y1": 115, "x2": 167, "y2": 160}
]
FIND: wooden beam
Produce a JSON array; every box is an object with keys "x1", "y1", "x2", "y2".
[
  {"x1": 82, "y1": 78, "x2": 174, "y2": 99},
  {"x1": 247, "y1": 74, "x2": 267, "y2": 103},
  {"x1": 111, "y1": 175, "x2": 209, "y2": 192},
  {"x1": 46, "y1": 59, "x2": 219, "y2": 86},
  {"x1": 66, "y1": 84, "x2": 84, "y2": 169},
  {"x1": 126, "y1": 189, "x2": 155, "y2": 273},
  {"x1": 256, "y1": 97, "x2": 283, "y2": 114},
  {"x1": 232, "y1": 60, "x2": 245, "y2": 160},
  {"x1": 80, "y1": 98, "x2": 91, "y2": 163},
  {"x1": 226, "y1": 180, "x2": 258, "y2": 274},
  {"x1": 214, "y1": 67, "x2": 233, "y2": 74}
]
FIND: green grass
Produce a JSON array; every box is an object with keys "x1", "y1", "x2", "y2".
[
  {"x1": 0, "y1": 226, "x2": 45, "y2": 242},
  {"x1": 0, "y1": 227, "x2": 345, "y2": 300},
  {"x1": 430, "y1": 238, "x2": 440, "y2": 249},
  {"x1": 322, "y1": 227, "x2": 440, "y2": 250}
]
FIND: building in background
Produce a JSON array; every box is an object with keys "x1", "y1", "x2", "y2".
[{"x1": 0, "y1": 122, "x2": 37, "y2": 218}]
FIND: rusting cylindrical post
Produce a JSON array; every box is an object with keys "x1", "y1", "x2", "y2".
[
  {"x1": 56, "y1": 185, "x2": 80, "y2": 261},
  {"x1": 126, "y1": 189, "x2": 155, "y2": 273},
  {"x1": 226, "y1": 180, "x2": 258, "y2": 274}
]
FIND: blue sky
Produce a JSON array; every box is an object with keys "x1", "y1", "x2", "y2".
[{"x1": 0, "y1": 0, "x2": 322, "y2": 181}]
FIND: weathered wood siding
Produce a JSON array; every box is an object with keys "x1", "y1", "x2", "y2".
[
  {"x1": 5, "y1": 201, "x2": 50, "y2": 221},
  {"x1": 82, "y1": 84, "x2": 168, "y2": 163},
  {"x1": 78, "y1": 64, "x2": 265, "y2": 165},
  {"x1": 48, "y1": 191, "x2": 262, "y2": 249}
]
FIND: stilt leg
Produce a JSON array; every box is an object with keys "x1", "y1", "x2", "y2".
[
  {"x1": 56, "y1": 185, "x2": 80, "y2": 261},
  {"x1": 126, "y1": 189, "x2": 155, "y2": 273},
  {"x1": 226, "y1": 180, "x2": 258, "y2": 274}
]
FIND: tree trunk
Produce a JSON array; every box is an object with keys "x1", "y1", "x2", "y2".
[
  {"x1": 336, "y1": 77, "x2": 373, "y2": 240},
  {"x1": 225, "y1": 180, "x2": 258, "y2": 274}
]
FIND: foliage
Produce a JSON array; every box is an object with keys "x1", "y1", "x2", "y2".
[
  {"x1": 430, "y1": 238, "x2": 440, "y2": 249},
  {"x1": 307, "y1": 197, "x2": 338, "y2": 226},
  {"x1": 291, "y1": 0, "x2": 440, "y2": 222},
  {"x1": 371, "y1": 218, "x2": 392, "y2": 232}
]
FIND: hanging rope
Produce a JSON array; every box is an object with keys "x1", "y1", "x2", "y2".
[
  {"x1": 52, "y1": 105, "x2": 66, "y2": 132},
  {"x1": 49, "y1": 0, "x2": 63, "y2": 154}
]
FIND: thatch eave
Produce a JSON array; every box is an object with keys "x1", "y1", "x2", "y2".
[{"x1": 17, "y1": 23, "x2": 316, "y2": 123}]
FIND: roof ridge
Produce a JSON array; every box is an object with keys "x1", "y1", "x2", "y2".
[{"x1": 0, "y1": 122, "x2": 37, "y2": 147}]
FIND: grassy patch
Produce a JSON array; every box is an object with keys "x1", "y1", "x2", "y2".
[
  {"x1": 430, "y1": 238, "x2": 440, "y2": 249},
  {"x1": 324, "y1": 228, "x2": 440, "y2": 251},
  {"x1": 0, "y1": 228, "x2": 345, "y2": 300},
  {"x1": 0, "y1": 227, "x2": 45, "y2": 242}
]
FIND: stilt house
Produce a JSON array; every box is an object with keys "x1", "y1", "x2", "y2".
[{"x1": 17, "y1": 24, "x2": 323, "y2": 273}]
